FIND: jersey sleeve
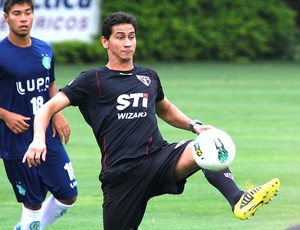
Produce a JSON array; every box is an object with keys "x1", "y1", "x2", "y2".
[
  {"x1": 60, "y1": 71, "x2": 92, "y2": 106},
  {"x1": 153, "y1": 70, "x2": 165, "y2": 102}
]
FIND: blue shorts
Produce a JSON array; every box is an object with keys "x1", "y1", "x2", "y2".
[
  {"x1": 3, "y1": 142, "x2": 78, "y2": 206},
  {"x1": 100, "y1": 140, "x2": 194, "y2": 230}
]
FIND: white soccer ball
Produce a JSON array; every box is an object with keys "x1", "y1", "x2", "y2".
[{"x1": 192, "y1": 128, "x2": 236, "y2": 171}]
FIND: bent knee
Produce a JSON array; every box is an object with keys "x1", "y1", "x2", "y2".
[
  {"x1": 59, "y1": 196, "x2": 77, "y2": 205},
  {"x1": 175, "y1": 141, "x2": 200, "y2": 180},
  {"x1": 23, "y1": 203, "x2": 42, "y2": 210}
]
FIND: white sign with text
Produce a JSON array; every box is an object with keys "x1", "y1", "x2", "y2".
[{"x1": 0, "y1": 0, "x2": 100, "y2": 42}]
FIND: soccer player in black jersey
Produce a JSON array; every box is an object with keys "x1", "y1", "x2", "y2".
[{"x1": 24, "y1": 11, "x2": 280, "y2": 230}]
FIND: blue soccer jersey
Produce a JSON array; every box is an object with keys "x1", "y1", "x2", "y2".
[{"x1": 0, "y1": 37, "x2": 56, "y2": 159}]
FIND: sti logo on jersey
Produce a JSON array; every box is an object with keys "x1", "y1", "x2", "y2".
[
  {"x1": 136, "y1": 75, "x2": 151, "y2": 86},
  {"x1": 116, "y1": 93, "x2": 148, "y2": 120}
]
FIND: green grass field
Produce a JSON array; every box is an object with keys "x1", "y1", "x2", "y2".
[{"x1": 1, "y1": 62, "x2": 299, "y2": 229}]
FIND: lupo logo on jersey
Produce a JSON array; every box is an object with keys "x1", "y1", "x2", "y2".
[
  {"x1": 116, "y1": 93, "x2": 148, "y2": 120},
  {"x1": 16, "y1": 77, "x2": 50, "y2": 95}
]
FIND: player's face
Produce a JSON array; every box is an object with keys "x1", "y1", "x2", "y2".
[
  {"x1": 103, "y1": 23, "x2": 136, "y2": 63},
  {"x1": 4, "y1": 3, "x2": 33, "y2": 37}
]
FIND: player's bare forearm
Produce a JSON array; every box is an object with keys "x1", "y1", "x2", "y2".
[
  {"x1": 34, "y1": 92, "x2": 70, "y2": 139},
  {"x1": 49, "y1": 82, "x2": 59, "y2": 98},
  {"x1": 52, "y1": 113, "x2": 71, "y2": 144},
  {"x1": 49, "y1": 83, "x2": 71, "y2": 143},
  {"x1": 156, "y1": 98, "x2": 214, "y2": 134},
  {"x1": 23, "y1": 92, "x2": 71, "y2": 167},
  {"x1": 156, "y1": 97, "x2": 192, "y2": 130}
]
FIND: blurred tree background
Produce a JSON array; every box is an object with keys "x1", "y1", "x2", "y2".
[{"x1": 52, "y1": 0, "x2": 300, "y2": 63}]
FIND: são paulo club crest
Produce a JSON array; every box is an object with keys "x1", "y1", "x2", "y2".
[{"x1": 136, "y1": 75, "x2": 151, "y2": 86}]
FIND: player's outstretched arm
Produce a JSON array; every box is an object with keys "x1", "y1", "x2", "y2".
[
  {"x1": 156, "y1": 97, "x2": 192, "y2": 129},
  {"x1": 49, "y1": 82, "x2": 71, "y2": 144},
  {"x1": 156, "y1": 97, "x2": 213, "y2": 134},
  {"x1": 23, "y1": 92, "x2": 71, "y2": 167}
]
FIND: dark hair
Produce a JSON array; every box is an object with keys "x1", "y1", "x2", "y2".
[
  {"x1": 3, "y1": 0, "x2": 34, "y2": 14},
  {"x1": 102, "y1": 11, "x2": 137, "y2": 40}
]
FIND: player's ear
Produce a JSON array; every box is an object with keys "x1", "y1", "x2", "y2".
[
  {"x1": 4, "y1": 13, "x2": 8, "y2": 22},
  {"x1": 101, "y1": 36, "x2": 109, "y2": 49}
]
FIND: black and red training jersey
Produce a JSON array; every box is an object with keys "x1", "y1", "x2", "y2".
[{"x1": 61, "y1": 66, "x2": 168, "y2": 171}]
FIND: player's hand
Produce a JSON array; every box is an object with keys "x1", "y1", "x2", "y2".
[
  {"x1": 51, "y1": 112, "x2": 71, "y2": 144},
  {"x1": 3, "y1": 111, "x2": 30, "y2": 134},
  {"x1": 22, "y1": 136, "x2": 47, "y2": 167},
  {"x1": 193, "y1": 124, "x2": 214, "y2": 135}
]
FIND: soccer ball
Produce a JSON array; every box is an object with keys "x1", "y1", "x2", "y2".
[{"x1": 192, "y1": 128, "x2": 236, "y2": 171}]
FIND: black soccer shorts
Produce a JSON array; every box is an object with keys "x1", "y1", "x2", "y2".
[{"x1": 100, "y1": 140, "x2": 192, "y2": 230}]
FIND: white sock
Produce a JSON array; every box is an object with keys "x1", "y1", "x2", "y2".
[
  {"x1": 41, "y1": 195, "x2": 74, "y2": 227},
  {"x1": 20, "y1": 204, "x2": 42, "y2": 230}
]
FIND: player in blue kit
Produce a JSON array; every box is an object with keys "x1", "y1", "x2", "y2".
[
  {"x1": 24, "y1": 12, "x2": 280, "y2": 230},
  {"x1": 0, "y1": 0, "x2": 77, "y2": 229}
]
